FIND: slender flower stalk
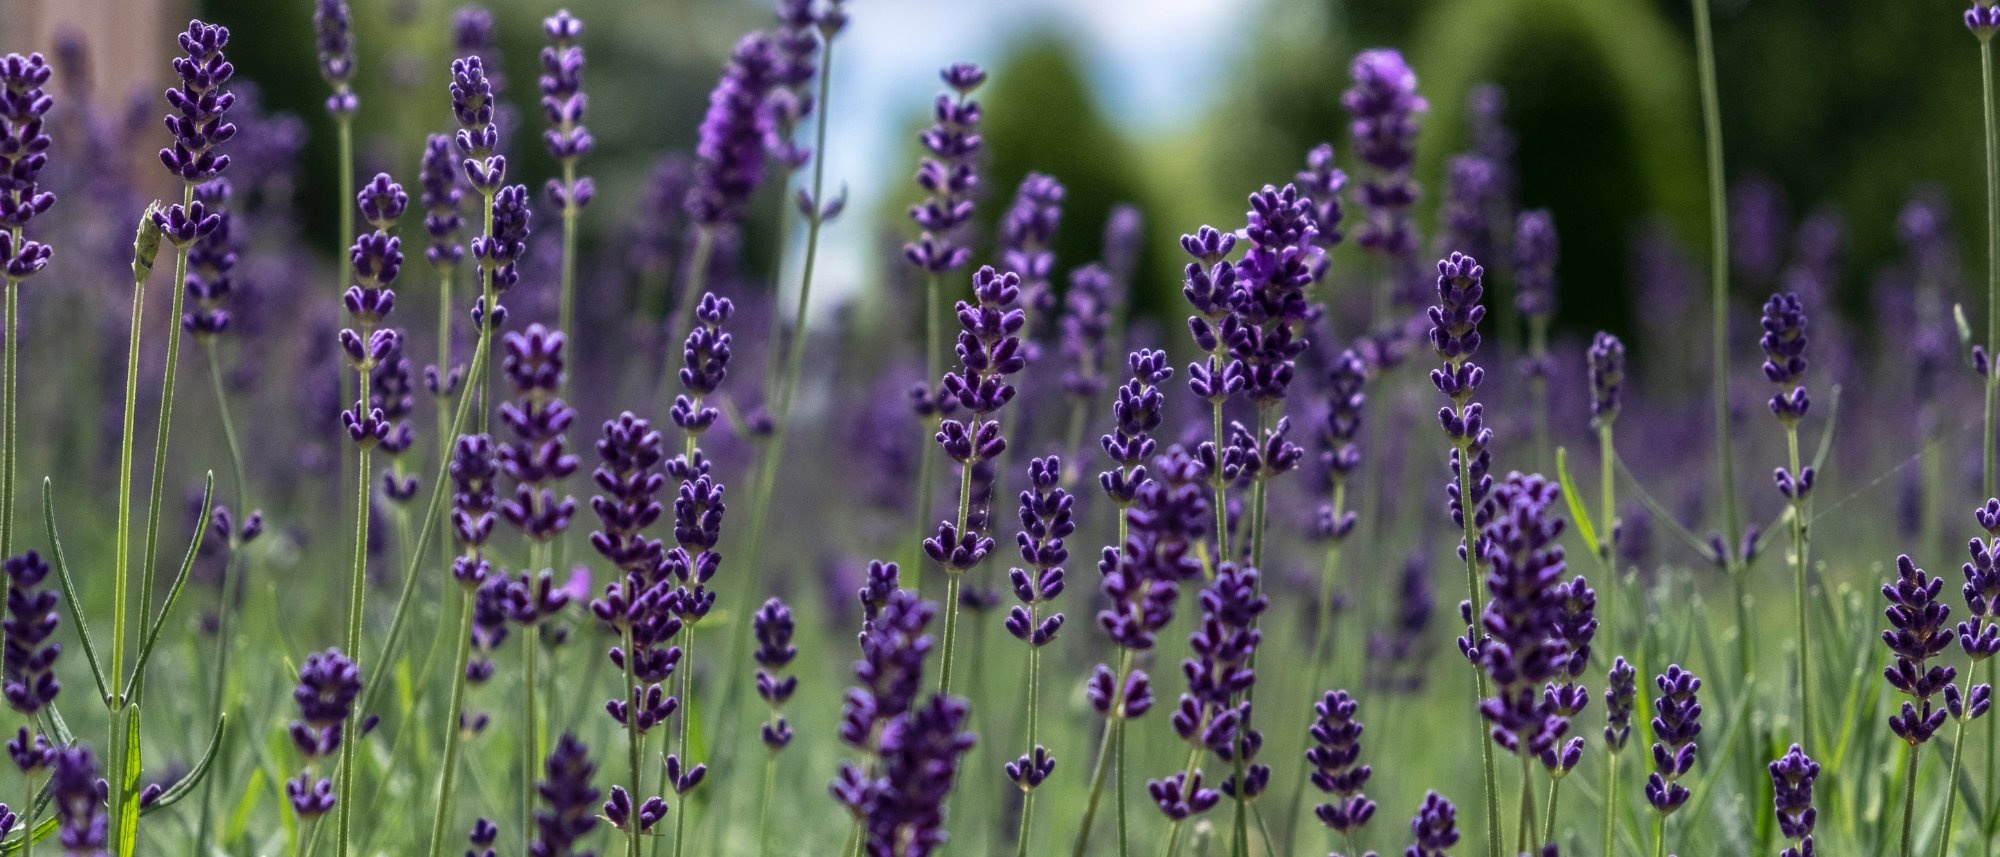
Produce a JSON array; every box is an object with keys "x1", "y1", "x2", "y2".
[
  {"x1": 317, "y1": 0, "x2": 358, "y2": 286},
  {"x1": 333, "y1": 172, "x2": 408, "y2": 857},
  {"x1": 1285, "y1": 349, "x2": 1363, "y2": 854},
  {"x1": 924, "y1": 266, "x2": 1023, "y2": 693},
  {"x1": 1602, "y1": 657, "x2": 1636, "y2": 857},
  {"x1": 1426, "y1": 251, "x2": 1502, "y2": 857},
  {"x1": 1072, "y1": 350, "x2": 1174, "y2": 857},
  {"x1": 1586, "y1": 333, "x2": 1624, "y2": 644},
  {"x1": 1005, "y1": 457, "x2": 1069, "y2": 856},
  {"x1": 904, "y1": 62, "x2": 986, "y2": 585},
  {"x1": 185, "y1": 175, "x2": 257, "y2": 855},
  {"x1": 424, "y1": 436, "x2": 500, "y2": 857},
  {"x1": 589, "y1": 413, "x2": 675, "y2": 857},
  {"x1": 1150, "y1": 559, "x2": 1265, "y2": 857},
  {"x1": 1964, "y1": 7, "x2": 2000, "y2": 847},
  {"x1": 286, "y1": 649, "x2": 360, "y2": 832},
  {"x1": 540, "y1": 9, "x2": 593, "y2": 368},
  {"x1": 752, "y1": 598, "x2": 798, "y2": 857},
  {"x1": 1691, "y1": 0, "x2": 1751, "y2": 682},
  {"x1": 1761, "y1": 291, "x2": 1816, "y2": 752},
  {"x1": 0, "y1": 52, "x2": 55, "y2": 558}
]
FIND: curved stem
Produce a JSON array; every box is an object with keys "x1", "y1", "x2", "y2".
[
  {"x1": 134, "y1": 182, "x2": 198, "y2": 705},
  {"x1": 1786, "y1": 426, "x2": 1813, "y2": 754},
  {"x1": 936, "y1": 458, "x2": 974, "y2": 694},
  {"x1": 671, "y1": 626, "x2": 699, "y2": 857},
  {"x1": 195, "y1": 343, "x2": 250, "y2": 854},
  {"x1": 424, "y1": 588, "x2": 478, "y2": 857},
  {"x1": 1455, "y1": 423, "x2": 1502, "y2": 857},
  {"x1": 1943, "y1": 715, "x2": 1972, "y2": 857},
  {"x1": 335, "y1": 368, "x2": 374, "y2": 857}
]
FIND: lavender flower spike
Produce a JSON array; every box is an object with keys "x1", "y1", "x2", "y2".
[
  {"x1": 0, "y1": 51, "x2": 57, "y2": 282},
  {"x1": 160, "y1": 20, "x2": 236, "y2": 186},
  {"x1": 1644, "y1": 664, "x2": 1701, "y2": 816},
  {"x1": 1345, "y1": 48, "x2": 1426, "y2": 269},
  {"x1": 1769, "y1": 744, "x2": 1818, "y2": 857},
  {"x1": 1305, "y1": 690, "x2": 1376, "y2": 845},
  {"x1": 904, "y1": 62, "x2": 986, "y2": 274},
  {"x1": 1884, "y1": 555, "x2": 1953, "y2": 746},
  {"x1": 688, "y1": 33, "x2": 778, "y2": 227},
  {"x1": 533, "y1": 733, "x2": 601, "y2": 857},
  {"x1": 51, "y1": 746, "x2": 106, "y2": 855},
  {"x1": 2, "y1": 551, "x2": 60, "y2": 714},
  {"x1": 314, "y1": 0, "x2": 358, "y2": 116},
  {"x1": 1407, "y1": 791, "x2": 1460, "y2": 857},
  {"x1": 540, "y1": 10, "x2": 593, "y2": 207}
]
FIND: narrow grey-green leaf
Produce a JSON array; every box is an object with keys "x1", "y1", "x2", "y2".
[{"x1": 41, "y1": 477, "x2": 109, "y2": 704}]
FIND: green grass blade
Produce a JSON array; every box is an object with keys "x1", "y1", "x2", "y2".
[
  {"x1": 1555, "y1": 446, "x2": 1603, "y2": 553},
  {"x1": 122, "y1": 471, "x2": 212, "y2": 702},
  {"x1": 142, "y1": 713, "x2": 226, "y2": 812}
]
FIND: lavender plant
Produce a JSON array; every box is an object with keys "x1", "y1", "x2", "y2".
[
  {"x1": 1646, "y1": 665, "x2": 1702, "y2": 857},
  {"x1": 904, "y1": 62, "x2": 986, "y2": 587},
  {"x1": 0, "y1": 52, "x2": 54, "y2": 557},
  {"x1": 540, "y1": 10, "x2": 592, "y2": 356},
  {"x1": 1759, "y1": 291, "x2": 1817, "y2": 754},
  {"x1": 751, "y1": 597, "x2": 797, "y2": 857}
]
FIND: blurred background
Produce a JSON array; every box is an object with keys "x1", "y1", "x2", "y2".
[{"x1": 0, "y1": 0, "x2": 1979, "y2": 343}]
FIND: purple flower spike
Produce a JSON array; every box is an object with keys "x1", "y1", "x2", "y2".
[
  {"x1": 904, "y1": 63, "x2": 985, "y2": 274},
  {"x1": 1099, "y1": 349, "x2": 1173, "y2": 506},
  {"x1": 532, "y1": 733, "x2": 600, "y2": 857},
  {"x1": 753, "y1": 597, "x2": 798, "y2": 751},
  {"x1": 1970, "y1": 1, "x2": 2000, "y2": 37},
  {"x1": 1060, "y1": 265, "x2": 1116, "y2": 400},
  {"x1": 1000, "y1": 173, "x2": 1066, "y2": 324},
  {"x1": 1769, "y1": 743, "x2": 1819, "y2": 855},
  {"x1": 864, "y1": 695, "x2": 976, "y2": 857},
  {"x1": 766, "y1": 0, "x2": 821, "y2": 170},
  {"x1": 160, "y1": 20, "x2": 236, "y2": 185},
  {"x1": 420, "y1": 134, "x2": 465, "y2": 272},
  {"x1": 1297, "y1": 143, "x2": 1348, "y2": 257},
  {"x1": 52, "y1": 746, "x2": 107, "y2": 853},
  {"x1": 450, "y1": 434, "x2": 500, "y2": 552},
  {"x1": 2, "y1": 551, "x2": 60, "y2": 715},
  {"x1": 688, "y1": 33, "x2": 778, "y2": 227},
  {"x1": 1645, "y1": 664, "x2": 1701, "y2": 815},
  {"x1": 1760, "y1": 291, "x2": 1811, "y2": 424},
  {"x1": 1428, "y1": 252, "x2": 1495, "y2": 558},
  {"x1": 1514, "y1": 209, "x2": 1558, "y2": 322},
  {"x1": 1587, "y1": 333, "x2": 1624, "y2": 428},
  {"x1": 1466, "y1": 473, "x2": 1573, "y2": 760},
  {"x1": 590, "y1": 413, "x2": 667, "y2": 576},
  {"x1": 498, "y1": 323, "x2": 579, "y2": 541},
  {"x1": 1885, "y1": 555, "x2": 1955, "y2": 745},
  {"x1": 1407, "y1": 791, "x2": 1459, "y2": 857},
  {"x1": 1345, "y1": 48, "x2": 1426, "y2": 265},
  {"x1": 0, "y1": 51, "x2": 57, "y2": 281},
  {"x1": 1005, "y1": 456, "x2": 1070, "y2": 649},
  {"x1": 315, "y1": 0, "x2": 357, "y2": 115},
  {"x1": 540, "y1": 9, "x2": 593, "y2": 211},
  {"x1": 288, "y1": 648, "x2": 361, "y2": 820},
  {"x1": 1306, "y1": 690, "x2": 1376, "y2": 837},
  {"x1": 182, "y1": 180, "x2": 238, "y2": 340},
  {"x1": 451, "y1": 56, "x2": 506, "y2": 195},
  {"x1": 1604, "y1": 656, "x2": 1636, "y2": 751}
]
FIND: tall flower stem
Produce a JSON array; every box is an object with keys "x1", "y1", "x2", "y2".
[
  {"x1": 2, "y1": 276, "x2": 17, "y2": 556},
  {"x1": 936, "y1": 461, "x2": 974, "y2": 693},
  {"x1": 108, "y1": 204, "x2": 161, "y2": 720},
  {"x1": 1653, "y1": 813, "x2": 1666, "y2": 857},
  {"x1": 622, "y1": 624, "x2": 644, "y2": 857},
  {"x1": 1207, "y1": 346, "x2": 1230, "y2": 568},
  {"x1": 1014, "y1": 604, "x2": 1044, "y2": 857},
  {"x1": 1602, "y1": 753, "x2": 1620, "y2": 857},
  {"x1": 19, "y1": 769, "x2": 34, "y2": 857},
  {"x1": 1943, "y1": 715, "x2": 1973, "y2": 857},
  {"x1": 557, "y1": 160, "x2": 580, "y2": 362},
  {"x1": 1598, "y1": 423, "x2": 1616, "y2": 646},
  {"x1": 521, "y1": 610, "x2": 542, "y2": 848},
  {"x1": 910, "y1": 272, "x2": 945, "y2": 590},
  {"x1": 756, "y1": 751, "x2": 777, "y2": 857},
  {"x1": 1070, "y1": 643, "x2": 1134, "y2": 857},
  {"x1": 1786, "y1": 426, "x2": 1813, "y2": 753},
  {"x1": 474, "y1": 191, "x2": 498, "y2": 435},
  {"x1": 134, "y1": 183, "x2": 197, "y2": 699},
  {"x1": 423, "y1": 588, "x2": 478, "y2": 857},
  {"x1": 1691, "y1": 0, "x2": 1750, "y2": 680},
  {"x1": 1450, "y1": 359, "x2": 1502, "y2": 857},
  {"x1": 1902, "y1": 742, "x2": 1920, "y2": 857},
  {"x1": 1515, "y1": 755, "x2": 1536, "y2": 854},
  {"x1": 195, "y1": 343, "x2": 250, "y2": 853},
  {"x1": 671, "y1": 628, "x2": 699, "y2": 857},
  {"x1": 1282, "y1": 480, "x2": 1346, "y2": 854},
  {"x1": 335, "y1": 364, "x2": 375, "y2": 857},
  {"x1": 1529, "y1": 319, "x2": 1550, "y2": 472},
  {"x1": 1542, "y1": 772, "x2": 1562, "y2": 846},
  {"x1": 1977, "y1": 33, "x2": 2000, "y2": 856}
]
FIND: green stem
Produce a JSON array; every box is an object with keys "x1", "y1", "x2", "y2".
[
  {"x1": 335, "y1": 366, "x2": 374, "y2": 857},
  {"x1": 1653, "y1": 813, "x2": 1666, "y2": 857},
  {"x1": 18, "y1": 769, "x2": 32, "y2": 857},
  {"x1": 1982, "y1": 36, "x2": 1999, "y2": 503},
  {"x1": 1516, "y1": 754, "x2": 1536, "y2": 855},
  {"x1": 623, "y1": 623, "x2": 645, "y2": 857},
  {"x1": 1072, "y1": 643, "x2": 1134, "y2": 857},
  {"x1": 757, "y1": 751, "x2": 777, "y2": 857},
  {"x1": 1786, "y1": 426, "x2": 1813, "y2": 754},
  {"x1": 1543, "y1": 772, "x2": 1562, "y2": 848},
  {"x1": 1015, "y1": 608, "x2": 1044, "y2": 857},
  {"x1": 1903, "y1": 742, "x2": 1921, "y2": 857},
  {"x1": 195, "y1": 343, "x2": 250, "y2": 854},
  {"x1": 557, "y1": 163, "x2": 579, "y2": 361},
  {"x1": 523, "y1": 621, "x2": 540, "y2": 851},
  {"x1": 910, "y1": 270, "x2": 946, "y2": 591},
  {"x1": 668, "y1": 228, "x2": 718, "y2": 405},
  {"x1": 134, "y1": 182, "x2": 198, "y2": 702},
  {"x1": 1285, "y1": 481, "x2": 1346, "y2": 855},
  {"x1": 424, "y1": 588, "x2": 478, "y2": 857},
  {"x1": 671, "y1": 625, "x2": 698, "y2": 857},
  {"x1": 474, "y1": 192, "x2": 497, "y2": 437},
  {"x1": 936, "y1": 458, "x2": 974, "y2": 694},
  {"x1": 1603, "y1": 752, "x2": 1620, "y2": 857},
  {"x1": 3, "y1": 277, "x2": 17, "y2": 558},
  {"x1": 1598, "y1": 423, "x2": 1616, "y2": 651},
  {"x1": 1453, "y1": 416, "x2": 1502, "y2": 857},
  {"x1": 1943, "y1": 715, "x2": 1972, "y2": 857},
  {"x1": 1691, "y1": 0, "x2": 1748, "y2": 680},
  {"x1": 1530, "y1": 317, "x2": 1550, "y2": 473}
]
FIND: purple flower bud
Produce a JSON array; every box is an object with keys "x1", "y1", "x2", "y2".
[
  {"x1": 688, "y1": 34, "x2": 778, "y2": 227},
  {"x1": 1407, "y1": 791, "x2": 1460, "y2": 856},
  {"x1": 160, "y1": 20, "x2": 237, "y2": 185},
  {"x1": 904, "y1": 63, "x2": 985, "y2": 274},
  {"x1": 532, "y1": 733, "x2": 600, "y2": 856},
  {"x1": 1646, "y1": 665, "x2": 1701, "y2": 814},
  {"x1": 2, "y1": 551, "x2": 60, "y2": 715},
  {"x1": 1886, "y1": 555, "x2": 1955, "y2": 745}
]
